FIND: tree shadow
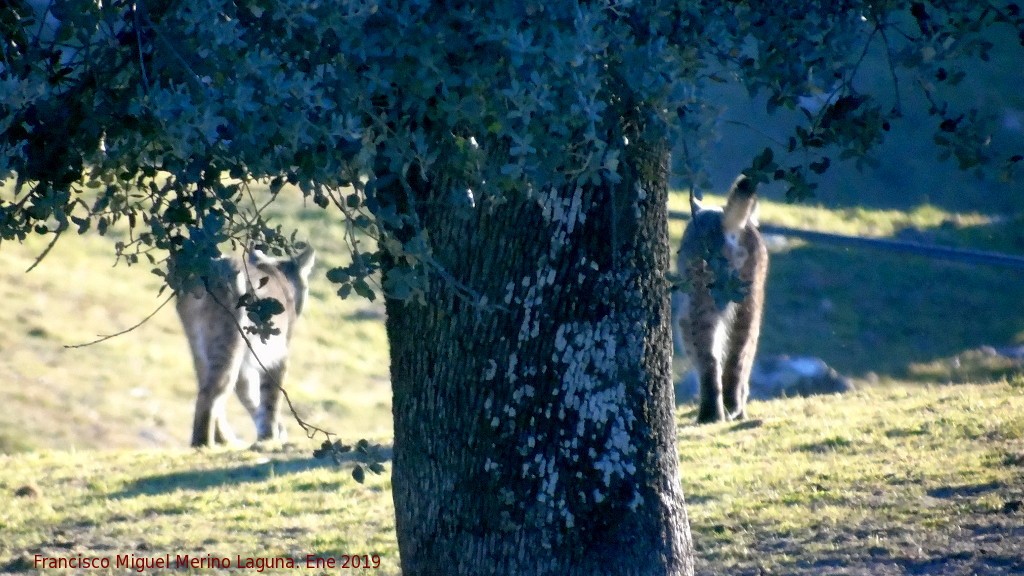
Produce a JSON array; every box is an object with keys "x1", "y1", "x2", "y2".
[
  {"x1": 927, "y1": 480, "x2": 1004, "y2": 500},
  {"x1": 111, "y1": 457, "x2": 329, "y2": 498},
  {"x1": 111, "y1": 444, "x2": 393, "y2": 498}
]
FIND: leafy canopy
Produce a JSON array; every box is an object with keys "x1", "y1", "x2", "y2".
[{"x1": 2, "y1": 0, "x2": 1021, "y2": 295}]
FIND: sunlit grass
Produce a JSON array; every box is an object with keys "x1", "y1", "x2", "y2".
[
  {"x1": 0, "y1": 447, "x2": 400, "y2": 575},
  {"x1": 668, "y1": 188, "x2": 997, "y2": 243},
  {"x1": 1, "y1": 383, "x2": 1021, "y2": 574},
  {"x1": 677, "y1": 381, "x2": 1024, "y2": 574}
]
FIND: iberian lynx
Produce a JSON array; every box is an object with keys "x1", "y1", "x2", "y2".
[
  {"x1": 176, "y1": 246, "x2": 315, "y2": 446},
  {"x1": 676, "y1": 175, "x2": 768, "y2": 423}
]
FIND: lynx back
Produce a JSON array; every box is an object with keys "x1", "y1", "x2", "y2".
[
  {"x1": 176, "y1": 246, "x2": 315, "y2": 446},
  {"x1": 676, "y1": 176, "x2": 768, "y2": 423}
]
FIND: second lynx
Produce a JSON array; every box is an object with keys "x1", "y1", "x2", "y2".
[
  {"x1": 176, "y1": 246, "x2": 315, "y2": 447},
  {"x1": 676, "y1": 175, "x2": 768, "y2": 423}
]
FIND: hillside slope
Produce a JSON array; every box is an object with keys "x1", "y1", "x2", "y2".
[{"x1": 3, "y1": 184, "x2": 1023, "y2": 451}]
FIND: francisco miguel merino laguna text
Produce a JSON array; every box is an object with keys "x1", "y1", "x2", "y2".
[{"x1": 34, "y1": 552, "x2": 382, "y2": 572}]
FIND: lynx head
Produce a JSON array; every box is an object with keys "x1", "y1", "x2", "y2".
[{"x1": 248, "y1": 244, "x2": 316, "y2": 315}]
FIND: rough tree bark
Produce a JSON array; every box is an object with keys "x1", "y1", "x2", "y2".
[{"x1": 384, "y1": 140, "x2": 694, "y2": 575}]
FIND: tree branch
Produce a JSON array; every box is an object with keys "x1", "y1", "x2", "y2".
[{"x1": 64, "y1": 291, "x2": 174, "y2": 348}]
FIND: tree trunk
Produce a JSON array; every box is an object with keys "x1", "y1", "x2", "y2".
[{"x1": 385, "y1": 140, "x2": 694, "y2": 575}]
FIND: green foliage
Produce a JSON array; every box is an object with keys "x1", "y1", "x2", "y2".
[
  {"x1": 682, "y1": 245, "x2": 753, "y2": 311},
  {"x1": 677, "y1": 1, "x2": 1024, "y2": 201},
  {"x1": 239, "y1": 294, "x2": 285, "y2": 341},
  {"x1": 312, "y1": 439, "x2": 389, "y2": 484},
  {"x1": 3, "y1": 1, "x2": 1021, "y2": 299}
]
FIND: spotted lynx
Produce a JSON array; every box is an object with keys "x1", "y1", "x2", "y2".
[
  {"x1": 676, "y1": 175, "x2": 768, "y2": 423},
  {"x1": 176, "y1": 246, "x2": 315, "y2": 446}
]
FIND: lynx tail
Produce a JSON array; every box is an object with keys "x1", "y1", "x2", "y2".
[{"x1": 722, "y1": 175, "x2": 759, "y2": 236}]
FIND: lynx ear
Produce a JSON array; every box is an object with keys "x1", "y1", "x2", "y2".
[
  {"x1": 722, "y1": 175, "x2": 759, "y2": 236},
  {"x1": 248, "y1": 246, "x2": 275, "y2": 266},
  {"x1": 294, "y1": 244, "x2": 316, "y2": 279},
  {"x1": 689, "y1": 187, "x2": 704, "y2": 215}
]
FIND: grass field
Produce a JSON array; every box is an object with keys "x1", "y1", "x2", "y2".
[
  {"x1": 2, "y1": 181, "x2": 1023, "y2": 574},
  {"x1": 2, "y1": 383, "x2": 1021, "y2": 575}
]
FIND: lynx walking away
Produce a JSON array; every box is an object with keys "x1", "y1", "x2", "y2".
[
  {"x1": 176, "y1": 246, "x2": 315, "y2": 447},
  {"x1": 676, "y1": 175, "x2": 768, "y2": 423}
]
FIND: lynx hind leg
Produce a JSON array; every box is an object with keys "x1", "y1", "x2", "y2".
[
  {"x1": 692, "y1": 324, "x2": 727, "y2": 424},
  {"x1": 256, "y1": 363, "x2": 288, "y2": 442},
  {"x1": 191, "y1": 395, "x2": 215, "y2": 447},
  {"x1": 721, "y1": 315, "x2": 755, "y2": 421},
  {"x1": 234, "y1": 362, "x2": 262, "y2": 431},
  {"x1": 234, "y1": 353, "x2": 287, "y2": 443},
  {"x1": 211, "y1": 394, "x2": 241, "y2": 445},
  {"x1": 193, "y1": 377, "x2": 242, "y2": 447},
  {"x1": 679, "y1": 298, "x2": 727, "y2": 423},
  {"x1": 191, "y1": 327, "x2": 248, "y2": 447},
  {"x1": 722, "y1": 229, "x2": 768, "y2": 421},
  {"x1": 717, "y1": 280, "x2": 761, "y2": 420}
]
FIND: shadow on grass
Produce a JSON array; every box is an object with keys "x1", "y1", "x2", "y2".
[
  {"x1": 111, "y1": 457, "x2": 329, "y2": 497},
  {"x1": 927, "y1": 480, "x2": 1004, "y2": 500},
  {"x1": 112, "y1": 444, "x2": 393, "y2": 498}
]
